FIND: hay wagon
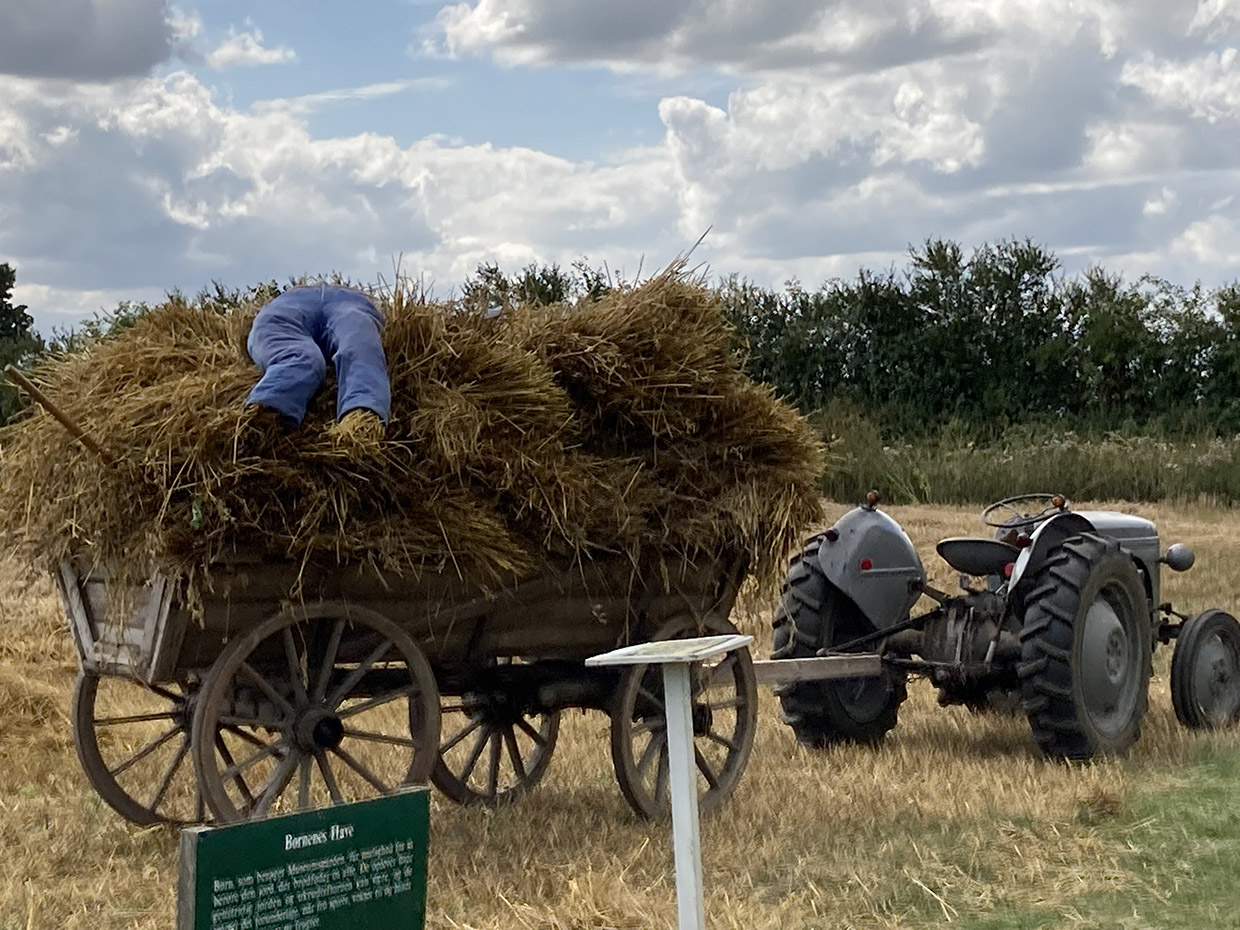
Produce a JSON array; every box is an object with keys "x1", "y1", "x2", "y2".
[{"x1": 56, "y1": 549, "x2": 757, "y2": 827}]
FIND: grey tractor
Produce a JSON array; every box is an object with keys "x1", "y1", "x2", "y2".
[{"x1": 771, "y1": 493, "x2": 1240, "y2": 759}]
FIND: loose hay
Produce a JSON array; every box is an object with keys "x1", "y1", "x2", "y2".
[{"x1": 0, "y1": 268, "x2": 823, "y2": 610}]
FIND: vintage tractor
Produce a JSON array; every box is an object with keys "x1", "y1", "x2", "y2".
[{"x1": 771, "y1": 493, "x2": 1240, "y2": 760}]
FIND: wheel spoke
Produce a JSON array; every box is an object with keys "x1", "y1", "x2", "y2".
[
  {"x1": 239, "y1": 662, "x2": 296, "y2": 717},
  {"x1": 702, "y1": 655, "x2": 738, "y2": 690},
  {"x1": 220, "y1": 738, "x2": 288, "y2": 781},
  {"x1": 94, "y1": 710, "x2": 178, "y2": 727},
  {"x1": 283, "y1": 628, "x2": 309, "y2": 707},
  {"x1": 221, "y1": 725, "x2": 272, "y2": 749},
  {"x1": 630, "y1": 717, "x2": 660, "y2": 738},
  {"x1": 514, "y1": 716, "x2": 549, "y2": 747},
  {"x1": 636, "y1": 730, "x2": 665, "y2": 778},
  {"x1": 298, "y1": 756, "x2": 312, "y2": 810},
  {"x1": 330, "y1": 745, "x2": 391, "y2": 794},
  {"x1": 342, "y1": 727, "x2": 417, "y2": 748},
  {"x1": 458, "y1": 725, "x2": 492, "y2": 782},
  {"x1": 312, "y1": 620, "x2": 346, "y2": 704},
  {"x1": 326, "y1": 638, "x2": 396, "y2": 710},
  {"x1": 653, "y1": 751, "x2": 670, "y2": 808},
  {"x1": 485, "y1": 731, "x2": 502, "y2": 798},
  {"x1": 108, "y1": 725, "x2": 181, "y2": 778},
  {"x1": 215, "y1": 736, "x2": 257, "y2": 808},
  {"x1": 693, "y1": 746, "x2": 721, "y2": 790},
  {"x1": 637, "y1": 685, "x2": 665, "y2": 712},
  {"x1": 704, "y1": 695, "x2": 743, "y2": 712},
  {"x1": 706, "y1": 729, "x2": 740, "y2": 752},
  {"x1": 316, "y1": 751, "x2": 344, "y2": 805},
  {"x1": 502, "y1": 727, "x2": 527, "y2": 782},
  {"x1": 146, "y1": 683, "x2": 183, "y2": 703},
  {"x1": 219, "y1": 714, "x2": 287, "y2": 730},
  {"x1": 148, "y1": 734, "x2": 191, "y2": 812},
  {"x1": 440, "y1": 715, "x2": 485, "y2": 754},
  {"x1": 335, "y1": 684, "x2": 418, "y2": 720},
  {"x1": 254, "y1": 751, "x2": 300, "y2": 818}
]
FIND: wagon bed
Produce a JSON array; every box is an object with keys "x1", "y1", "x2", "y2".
[{"x1": 57, "y1": 550, "x2": 758, "y2": 826}]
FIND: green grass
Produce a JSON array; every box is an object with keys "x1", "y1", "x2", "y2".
[
  {"x1": 954, "y1": 748, "x2": 1240, "y2": 930},
  {"x1": 814, "y1": 406, "x2": 1240, "y2": 506}
]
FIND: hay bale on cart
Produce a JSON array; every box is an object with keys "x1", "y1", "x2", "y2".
[{"x1": 0, "y1": 268, "x2": 823, "y2": 825}]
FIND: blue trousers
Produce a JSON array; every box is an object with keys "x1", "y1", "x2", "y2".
[{"x1": 246, "y1": 285, "x2": 391, "y2": 426}]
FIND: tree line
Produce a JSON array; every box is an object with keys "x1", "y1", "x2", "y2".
[{"x1": 4, "y1": 244, "x2": 1240, "y2": 435}]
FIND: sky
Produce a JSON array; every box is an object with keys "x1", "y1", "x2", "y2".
[{"x1": 1, "y1": 0, "x2": 1239, "y2": 334}]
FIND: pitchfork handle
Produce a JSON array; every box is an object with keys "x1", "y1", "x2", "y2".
[{"x1": 3, "y1": 364, "x2": 115, "y2": 465}]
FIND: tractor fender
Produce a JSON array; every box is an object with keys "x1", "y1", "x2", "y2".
[
  {"x1": 816, "y1": 506, "x2": 925, "y2": 631},
  {"x1": 1009, "y1": 511, "x2": 1096, "y2": 591}
]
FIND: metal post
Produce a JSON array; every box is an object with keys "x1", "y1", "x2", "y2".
[{"x1": 661, "y1": 662, "x2": 705, "y2": 930}]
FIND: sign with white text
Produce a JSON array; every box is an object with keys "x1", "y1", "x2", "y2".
[{"x1": 177, "y1": 788, "x2": 429, "y2": 930}]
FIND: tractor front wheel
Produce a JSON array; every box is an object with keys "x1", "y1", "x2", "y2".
[{"x1": 1018, "y1": 533, "x2": 1151, "y2": 760}]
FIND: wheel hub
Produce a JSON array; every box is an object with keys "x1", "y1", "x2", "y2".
[
  {"x1": 295, "y1": 708, "x2": 344, "y2": 752},
  {"x1": 1081, "y1": 595, "x2": 1137, "y2": 731}
]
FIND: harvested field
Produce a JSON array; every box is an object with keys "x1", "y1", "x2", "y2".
[{"x1": 3, "y1": 500, "x2": 1239, "y2": 929}]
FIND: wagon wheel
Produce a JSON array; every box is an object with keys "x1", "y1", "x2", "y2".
[
  {"x1": 190, "y1": 602, "x2": 441, "y2": 823},
  {"x1": 610, "y1": 615, "x2": 757, "y2": 821},
  {"x1": 72, "y1": 671, "x2": 206, "y2": 826},
  {"x1": 432, "y1": 660, "x2": 561, "y2": 807}
]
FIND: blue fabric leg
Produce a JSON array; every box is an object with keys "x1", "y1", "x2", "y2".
[
  {"x1": 320, "y1": 290, "x2": 391, "y2": 423},
  {"x1": 245, "y1": 296, "x2": 329, "y2": 427}
]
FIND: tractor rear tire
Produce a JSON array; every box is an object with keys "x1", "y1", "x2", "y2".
[
  {"x1": 1018, "y1": 533, "x2": 1151, "y2": 760},
  {"x1": 771, "y1": 533, "x2": 906, "y2": 747}
]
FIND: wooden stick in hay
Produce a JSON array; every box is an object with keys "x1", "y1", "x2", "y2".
[{"x1": 3, "y1": 364, "x2": 116, "y2": 466}]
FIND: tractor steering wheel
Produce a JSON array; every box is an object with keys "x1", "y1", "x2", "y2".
[{"x1": 981, "y1": 493, "x2": 1069, "y2": 529}]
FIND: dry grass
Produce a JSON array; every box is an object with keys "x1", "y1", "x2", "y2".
[
  {"x1": 3, "y1": 499, "x2": 1239, "y2": 929},
  {"x1": 0, "y1": 269, "x2": 822, "y2": 608}
]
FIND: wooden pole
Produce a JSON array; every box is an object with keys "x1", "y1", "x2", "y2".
[{"x1": 3, "y1": 364, "x2": 115, "y2": 465}]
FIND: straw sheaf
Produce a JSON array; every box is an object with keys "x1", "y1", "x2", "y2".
[{"x1": 0, "y1": 271, "x2": 823, "y2": 608}]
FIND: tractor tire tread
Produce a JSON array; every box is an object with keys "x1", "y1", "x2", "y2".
[
  {"x1": 772, "y1": 532, "x2": 906, "y2": 748},
  {"x1": 1018, "y1": 533, "x2": 1150, "y2": 761}
]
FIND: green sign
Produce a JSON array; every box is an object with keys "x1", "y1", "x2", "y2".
[{"x1": 178, "y1": 788, "x2": 429, "y2": 930}]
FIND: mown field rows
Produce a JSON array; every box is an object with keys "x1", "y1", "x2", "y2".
[{"x1": 2, "y1": 500, "x2": 1239, "y2": 929}]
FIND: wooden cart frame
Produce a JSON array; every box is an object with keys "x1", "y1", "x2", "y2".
[{"x1": 57, "y1": 551, "x2": 760, "y2": 826}]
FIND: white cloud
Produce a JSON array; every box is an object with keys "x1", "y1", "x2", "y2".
[
  {"x1": 255, "y1": 79, "x2": 453, "y2": 116},
  {"x1": 1122, "y1": 48, "x2": 1240, "y2": 123},
  {"x1": 206, "y1": 26, "x2": 296, "y2": 70},
  {"x1": 1142, "y1": 186, "x2": 1178, "y2": 216},
  {"x1": 5, "y1": 0, "x2": 1240, "y2": 339},
  {"x1": 1189, "y1": 0, "x2": 1240, "y2": 39},
  {"x1": 167, "y1": 6, "x2": 203, "y2": 42},
  {"x1": 0, "y1": 69, "x2": 680, "y2": 330},
  {"x1": 1171, "y1": 215, "x2": 1240, "y2": 265}
]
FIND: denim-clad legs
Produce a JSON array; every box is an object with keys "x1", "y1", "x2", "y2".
[{"x1": 246, "y1": 285, "x2": 391, "y2": 427}]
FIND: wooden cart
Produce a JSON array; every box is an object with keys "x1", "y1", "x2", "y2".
[{"x1": 56, "y1": 550, "x2": 757, "y2": 826}]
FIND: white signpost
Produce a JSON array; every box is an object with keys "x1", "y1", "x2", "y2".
[{"x1": 587, "y1": 633, "x2": 753, "y2": 930}]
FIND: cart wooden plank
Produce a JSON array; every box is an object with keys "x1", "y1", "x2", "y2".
[{"x1": 751, "y1": 654, "x2": 884, "y2": 685}]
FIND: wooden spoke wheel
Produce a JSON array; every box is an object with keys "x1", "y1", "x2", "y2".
[
  {"x1": 72, "y1": 670, "x2": 206, "y2": 826},
  {"x1": 610, "y1": 616, "x2": 757, "y2": 821},
  {"x1": 190, "y1": 603, "x2": 441, "y2": 823},
  {"x1": 432, "y1": 668, "x2": 560, "y2": 806}
]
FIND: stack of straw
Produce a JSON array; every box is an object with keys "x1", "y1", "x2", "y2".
[{"x1": 0, "y1": 269, "x2": 823, "y2": 605}]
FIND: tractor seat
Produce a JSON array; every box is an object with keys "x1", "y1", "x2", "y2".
[{"x1": 936, "y1": 537, "x2": 1020, "y2": 577}]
